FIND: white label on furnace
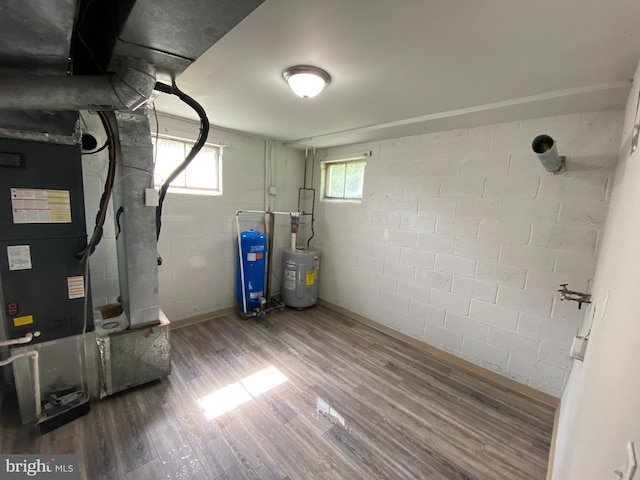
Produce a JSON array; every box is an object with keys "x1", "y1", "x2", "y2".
[
  {"x1": 67, "y1": 276, "x2": 85, "y2": 299},
  {"x1": 11, "y1": 188, "x2": 72, "y2": 224},
  {"x1": 247, "y1": 253, "x2": 257, "y2": 261},
  {"x1": 7, "y1": 245, "x2": 32, "y2": 271}
]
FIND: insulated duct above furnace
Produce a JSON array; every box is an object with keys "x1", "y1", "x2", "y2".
[
  {"x1": 0, "y1": 0, "x2": 266, "y2": 82},
  {"x1": 0, "y1": 59, "x2": 156, "y2": 112},
  {"x1": 104, "y1": 0, "x2": 266, "y2": 80}
]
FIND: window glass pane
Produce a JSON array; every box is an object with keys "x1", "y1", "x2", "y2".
[
  {"x1": 154, "y1": 138, "x2": 186, "y2": 187},
  {"x1": 153, "y1": 137, "x2": 221, "y2": 195},
  {"x1": 185, "y1": 146, "x2": 218, "y2": 190},
  {"x1": 345, "y1": 161, "x2": 365, "y2": 198},
  {"x1": 326, "y1": 163, "x2": 346, "y2": 197}
]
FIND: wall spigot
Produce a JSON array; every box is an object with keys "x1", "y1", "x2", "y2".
[{"x1": 558, "y1": 284, "x2": 592, "y2": 310}]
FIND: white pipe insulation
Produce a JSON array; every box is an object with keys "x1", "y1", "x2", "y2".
[
  {"x1": 0, "y1": 351, "x2": 41, "y2": 419},
  {"x1": 0, "y1": 332, "x2": 42, "y2": 419},
  {"x1": 0, "y1": 331, "x2": 41, "y2": 347}
]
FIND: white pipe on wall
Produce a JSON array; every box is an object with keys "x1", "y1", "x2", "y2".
[
  {"x1": 264, "y1": 140, "x2": 270, "y2": 212},
  {"x1": 0, "y1": 331, "x2": 40, "y2": 347},
  {"x1": 237, "y1": 209, "x2": 292, "y2": 216},
  {"x1": 235, "y1": 212, "x2": 249, "y2": 314},
  {"x1": 0, "y1": 350, "x2": 41, "y2": 419},
  {"x1": 0, "y1": 332, "x2": 42, "y2": 419}
]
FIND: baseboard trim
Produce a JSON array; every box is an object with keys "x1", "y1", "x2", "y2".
[
  {"x1": 546, "y1": 398, "x2": 561, "y2": 480},
  {"x1": 318, "y1": 299, "x2": 560, "y2": 408},
  {"x1": 169, "y1": 306, "x2": 236, "y2": 330}
]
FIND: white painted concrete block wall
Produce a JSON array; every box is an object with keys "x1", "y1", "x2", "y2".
[
  {"x1": 83, "y1": 113, "x2": 305, "y2": 320},
  {"x1": 551, "y1": 60, "x2": 640, "y2": 480},
  {"x1": 315, "y1": 110, "x2": 623, "y2": 396}
]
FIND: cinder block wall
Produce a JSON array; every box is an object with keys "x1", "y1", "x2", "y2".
[{"x1": 315, "y1": 110, "x2": 622, "y2": 396}]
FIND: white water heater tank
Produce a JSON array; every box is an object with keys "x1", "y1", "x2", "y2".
[{"x1": 281, "y1": 249, "x2": 320, "y2": 308}]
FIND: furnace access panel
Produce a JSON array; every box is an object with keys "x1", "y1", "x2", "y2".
[{"x1": 0, "y1": 137, "x2": 92, "y2": 343}]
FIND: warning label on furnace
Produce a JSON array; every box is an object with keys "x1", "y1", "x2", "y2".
[
  {"x1": 11, "y1": 188, "x2": 72, "y2": 224},
  {"x1": 67, "y1": 276, "x2": 85, "y2": 299},
  {"x1": 7, "y1": 245, "x2": 32, "y2": 271}
]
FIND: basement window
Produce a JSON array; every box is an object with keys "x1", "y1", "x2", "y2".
[
  {"x1": 153, "y1": 137, "x2": 222, "y2": 196},
  {"x1": 321, "y1": 151, "x2": 370, "y2": 201}
]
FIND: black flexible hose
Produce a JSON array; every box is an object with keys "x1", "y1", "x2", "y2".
[
  {"x1": 79, "y1": 111, "x2": 116, "y2": 262},
  {"x1": 154, "y1": 80, "x2": 210, "y2": 239}
]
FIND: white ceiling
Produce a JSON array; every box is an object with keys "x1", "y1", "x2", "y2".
[{"x1": 153, "y1": 0, "x2": 640, "y2": 148}]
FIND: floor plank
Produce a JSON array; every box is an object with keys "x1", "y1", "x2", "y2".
[{"x1": 0, "y1": 305, "x2": 555, "y2": 479}]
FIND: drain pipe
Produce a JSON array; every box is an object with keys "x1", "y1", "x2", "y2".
[
  {"x1": 264, "y1": 140, "x2": 271, "y2": 212},
  {"x1": 235, "y1": 211, "x2": 249, "y2": 314},
  {"x1": 0, "y1": 351, "x2": 41, "y2": 419},
  {"x1": 0, "y1": 58, "x2": 155, "y2": 111},
  {"x1": 0, "y1": 332, "x2": 42, "y2": 419},
  {"x1": 0, "y1": 332, "x2": 41, "y2": 347}
]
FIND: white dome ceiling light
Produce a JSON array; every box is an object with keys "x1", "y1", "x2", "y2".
[{"x1": 282, "y1": 65, "x2": 331, "y2": 99}]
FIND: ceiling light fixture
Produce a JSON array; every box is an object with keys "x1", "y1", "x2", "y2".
[{"x1": 282, "y1": 65, "x2": 331, "y2": 99}]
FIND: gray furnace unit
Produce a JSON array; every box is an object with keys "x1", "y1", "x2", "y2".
[
  {"x1": 0, "y1": 115, "x2": 93, "y2": 426},
  {"x1": 0, "y1": 134, "x2": 92, "y2": 343}
]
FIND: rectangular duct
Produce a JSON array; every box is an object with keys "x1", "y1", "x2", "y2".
[
  {"x1": 109, "y1": 0, "x2": 265, "y2": 79},
  {"x1": 111, "y1": 109, "x2": 160, "y2": 328}
]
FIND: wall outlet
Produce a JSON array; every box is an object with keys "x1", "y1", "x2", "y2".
[
  {"x1": 145, "y1": 188, "x2": 159, "y2": 206},
  {"x1": 570, "y1": 336, "x2": 588, "y2": 361},
  {"x1": 269, "y1": 186, "x2": 277, "y2": 195}
]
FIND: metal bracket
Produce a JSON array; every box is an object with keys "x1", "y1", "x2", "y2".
[
  {"x1": 614, "y1": 442, "x2": 637, "y2": 480},
  {"x1": 558, "y1": 284, "x2": 592, "y2": 310}
]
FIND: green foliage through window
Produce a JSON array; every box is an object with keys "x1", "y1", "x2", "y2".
[{"x1": 324, "y1": 160, "x2": 366, "y2": 199}]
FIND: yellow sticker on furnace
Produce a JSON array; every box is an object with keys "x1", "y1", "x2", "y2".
[{"x1": 13, "y1": 315, "x2": 34, "y2": 327}]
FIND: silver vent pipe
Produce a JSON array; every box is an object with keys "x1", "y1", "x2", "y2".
[{"x1": 0, "y1": 58, "x2": 155, "y2": 111}]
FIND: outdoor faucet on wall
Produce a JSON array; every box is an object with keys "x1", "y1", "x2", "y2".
[{"x1": 558, "y1": 284, "x2": 592, "y2": 310}]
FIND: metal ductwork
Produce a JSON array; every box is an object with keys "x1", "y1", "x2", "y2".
[
  {"x1": 0, "y1": 0, "x2": 77, "y2": 75},
  {"x1": 0, "y1": 59, "x2": 155, "y2": 112},
  {"x1": 105, "y1": 0, "x2": 266, "y2": 81},
  {"x1": 71, "y1": 0, "x2": 265, "y2": 80},
  {"x1": 0, "y1": 0, "x2": 265, "y2": 108}
]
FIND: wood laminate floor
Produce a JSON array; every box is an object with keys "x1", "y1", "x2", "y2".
[{"x1": 0, "y1": 305, "x2": 555, "y2": 479}]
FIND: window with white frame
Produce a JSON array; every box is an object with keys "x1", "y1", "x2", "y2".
[
  {"x1": 153, "y1": 136, "x2": 222, "y2": 196},
  {"x1": 321, "y1": 151, "x2": 370, "y2": 201}
]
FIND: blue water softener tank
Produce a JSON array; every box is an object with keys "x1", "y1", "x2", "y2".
[{"x1": 236, "y1": 230, "x2": 267, "y2": 313}]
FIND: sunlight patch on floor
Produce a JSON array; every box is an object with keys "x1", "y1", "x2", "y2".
[{"x1": 198, "y1": 366, "x2": 288, "y2": 421}]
